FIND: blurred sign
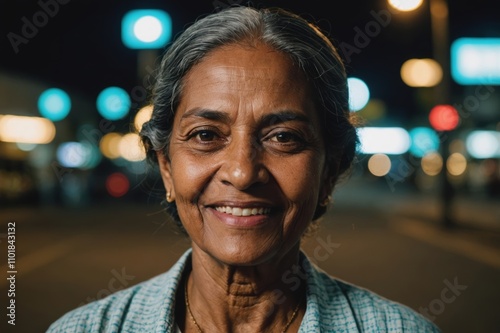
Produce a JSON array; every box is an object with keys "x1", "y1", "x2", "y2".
[
  {"x1": 466, "y1": 130, "x2": 500, "y2": 159},
  {"x1": 451, "y1": 38, "x2": 500, "y2": 85},
  {"x1": 357, "y1": 127, "x2": 411, "y2": 155},
  {"x1": 122, "y1": 9, "x2": 172, "y2": 49}
]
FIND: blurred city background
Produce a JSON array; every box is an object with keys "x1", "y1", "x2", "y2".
[{"x1": 0, "y1": 0, "x2": 499, "y2": 332}]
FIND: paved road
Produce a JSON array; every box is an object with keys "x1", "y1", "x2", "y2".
[{"x1": 1, "y1": 181, "x2": 499, "y2": 333}]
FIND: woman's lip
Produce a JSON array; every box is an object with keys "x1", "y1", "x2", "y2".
[
  {"x1": 206, "y1": 201, "x2": 276, "y2": 208},
  {"x1": 207, "y1": 207, "x2": 272, "y2": 228},
  {"x1": 214, "y1": 206, "x2": 272, "y2": 216}
]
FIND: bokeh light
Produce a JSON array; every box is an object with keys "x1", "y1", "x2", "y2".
[
  {"x1": 37, "y1": 88, "x2": 71, "y2": 121},
  {"x1": 409, "y1": 127, "x2": 440, "y2": 157},
  {"x1": 465, "y1": 130, "x2": 500, "y2": 159},
  {"x1": 348, "y1": 77, "x2": 370, "y2": 112},
  {"x1": 122, "y1": 9, "x2": 172, "y2": 49},
  {"x1": 134, "y1": 105, "x2": 154, "y2": 132},
  {"x1": 16, "y1": 143, "x2": 37, "y2": 151},
  {"x1": 134, "y1": 16, "x2": 163, "y2": 42},
  {"x1": 99, "y1": 132, "x2": 123, "y2": 159},
  {"x1": 96, "y1": 87, "x2": 131, "y2": 121},
  {"x1": 401, "y1": 58, "x2": 443, "y2": 87},
  {"x1": 358, "y1": 127, "x2": 411, "y2": 155},
  {"x1": 368, "y1": 154, "x2": 392, "y2": 177},
  {"x1": 80, "y1": 142, "x2": 102, "y2": 169},
  {"x1": 105, "y1": 172, "x2": 130, "y2": 197},
  {"x1": 451, "y1": 38, "x2": 500, "y2": 85},
  {"x1": 0, "y1": 115, "x2": 55, "y2": 144},
  {"x1": 118, "y1": 133, "x2": 146, "y2": 161},
  {"x1": 388, "y1": 0, "x2": 424, "y2": 11},
  {"x1": 429, "y1": 105, "x2": 460, "y2": 131},
  {"x1": 447, "y1": 152, "x2": 467, "y2": 176},
  {"x1": 421, "y1": 152, "x2": 443, "y2": 176},
  {"x1": 56, "y1": 142, "x2": 88, "y2": 168}
]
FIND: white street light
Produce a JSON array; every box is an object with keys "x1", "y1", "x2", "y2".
[{"x1": 388, "y1": 0, "x2": 424, "y2": 11}]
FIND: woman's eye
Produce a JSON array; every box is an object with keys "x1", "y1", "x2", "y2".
[
  {"x1": 270, "y1": 132, "x2": 301, "y2": 143},
  {"x1": 196, "y1": 130, "x2": 217, "y2": 141}
]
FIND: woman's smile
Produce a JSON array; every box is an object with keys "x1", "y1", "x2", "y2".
[
  {"x1": 208, "y1": 206, "x2": 273, "y2": 227},
  {"x1": 213, "y1": 206, "x2": 271, "y2": 217}
]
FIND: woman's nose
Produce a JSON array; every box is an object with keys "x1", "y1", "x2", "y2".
[{"x1": 218, "y1": 136, "x2": 269, "y2": 190}]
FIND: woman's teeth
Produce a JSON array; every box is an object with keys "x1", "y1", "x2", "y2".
[{"x1": 215, "y1": 206, "x2": 271, "y2": 216}]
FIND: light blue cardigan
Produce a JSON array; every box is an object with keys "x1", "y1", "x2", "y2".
[{"x1": 47, "y1": 249, "x2": 441, "y2": 332}]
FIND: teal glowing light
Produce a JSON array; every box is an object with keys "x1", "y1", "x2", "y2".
[
  {"x1": 451, "y1": 38, "x2": 500, "y2": 85},
  {"x1": 96, "y1": 87, "x2": 131, "y2": 121},
  {"x1": 409, "y1": 127, "x2": 440, "y2": 157},
  {"x1": 122, "y1": 9, "x2": 172, "y2": 49},
  {"x1": 38, "y1": 88, "x2": 71, "y2": 121},
  {"x1": 347, "y1": 77, "x2": 370, "y2": 112}
]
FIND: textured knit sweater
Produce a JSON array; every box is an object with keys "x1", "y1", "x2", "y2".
[{"x1": 47, "y1": 249, "x2": 441, "y2": 332}]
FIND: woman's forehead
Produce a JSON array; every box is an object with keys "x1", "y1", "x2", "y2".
[
  {"x1": 178, "y1": 43, "x2": 314, "y2": 110},
  {"x1": 184, "y1": 43, "x2": 307, "y2": 88}
]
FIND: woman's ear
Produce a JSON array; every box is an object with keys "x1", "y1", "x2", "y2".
[
  {"x1": 318, "y1": 161, "x2": 339, "y2": 207},
  {"x1": 156, "y1": 151, "x2": 175, "y2": 202},
  {"x1": 319, "y1": 176, "x2": 335, "y2": 204}
]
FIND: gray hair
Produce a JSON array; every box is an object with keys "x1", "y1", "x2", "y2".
[{"x1": 140, "y1": 6, "x2": 358, "y2": 226}]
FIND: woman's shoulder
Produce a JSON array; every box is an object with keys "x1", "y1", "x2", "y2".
[
  {"x1": 46, "y1": 250, "x2": 192, "y2": 333},
  {"x1": 301, "y1": 255, "x2": 442, "y2": 332},
  {"x1": 332, "y1": 276, "x2": 441, "y2": 332}
]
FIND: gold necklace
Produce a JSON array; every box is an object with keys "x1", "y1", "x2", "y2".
[{"x1": 184, "y1": 280, "x2": 301, "y2": 333}]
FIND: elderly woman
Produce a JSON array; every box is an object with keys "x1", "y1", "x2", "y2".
[{"x1": 48, "y1": 6, "x2": 440, "y2": 333}]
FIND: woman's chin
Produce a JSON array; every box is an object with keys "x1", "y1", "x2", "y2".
[{"x1": 197, "y1": 241, "x2": 283, "y2": 267}]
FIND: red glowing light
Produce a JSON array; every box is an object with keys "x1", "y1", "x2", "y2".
[
  {"x1": 429, "y1": 105, "x2": 460, "y2": 131},
  {"x1": 105, "y1": 172, "x2": 129, "y2": 197}
]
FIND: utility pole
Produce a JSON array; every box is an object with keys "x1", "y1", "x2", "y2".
[{"x1": 430, "y1": 0, "x2": 455, "y2": 228}]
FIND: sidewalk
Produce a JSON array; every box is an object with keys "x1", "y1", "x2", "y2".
[{"x1": 332, "y1": 175, "x2": 500, "y2": 232}]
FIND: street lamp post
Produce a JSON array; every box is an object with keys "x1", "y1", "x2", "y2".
[
  {"x1": 430, "y1": 0, "x2": 450, "y2": 104},
  {"x1": 429, "y1": 0, "x2": 455, "y2": 228},
  {"x1": 390, "y1": 0, "x2": 455, "y2": 228}
]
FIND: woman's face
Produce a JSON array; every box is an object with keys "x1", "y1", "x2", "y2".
[{"x1": 158, "y1": 43, "x2": 332, "y2": 266}]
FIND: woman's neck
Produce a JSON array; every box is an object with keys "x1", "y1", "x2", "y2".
[{"x1": 181, "y1": 244, "x2": 306, "y2": 333}]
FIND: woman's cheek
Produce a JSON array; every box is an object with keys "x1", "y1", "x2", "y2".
[
  {"x1": 275, "y1": 156, "x2": 322, "y2": 200},
  {"x1": 171, "y1": 153, "x2": 213, "y2": 199}
]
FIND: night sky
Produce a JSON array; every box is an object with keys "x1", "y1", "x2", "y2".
[{"x1": 1, "y1": 0, "x2": 499, "y2": 127}]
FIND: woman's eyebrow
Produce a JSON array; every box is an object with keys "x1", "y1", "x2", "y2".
[
  {"x1": 180, "y1": 108, "x2": 310, "y2": 125},
  {"x1": 260, "y1": 110, "x2": 311, "y2": 126},
  {"x1": 181, "y1": 108, "x2": 231, "y2": 122}
]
